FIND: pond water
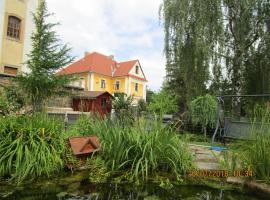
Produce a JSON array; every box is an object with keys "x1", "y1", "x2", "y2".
[{"x1": 0, "y1": 171, "x2": 266, "y2": 200}]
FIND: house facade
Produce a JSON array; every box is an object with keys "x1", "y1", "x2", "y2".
[
  {"x1": 58, "y1": 52, "x2": 147, "y2": 102},
  {"x1": 0, "y1": 0, "x2": 39, "y2": 76}
]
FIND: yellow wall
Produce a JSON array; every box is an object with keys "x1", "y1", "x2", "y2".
[
  {"x1": 69, "y1": 72, "x2": 146, "y2": 99},
  {"x1": 72, "y1": 72, "x2": 89, "y2": 90},
  {"x1": 0, "y1": 0, "x2": 27, "y2": 74},
  {"x1": 130, "y1": 82, "x2": 144, "y2": 97},
  {"x1": 112, "y1": 77, "x2": 125, "y2": 93},
  {"x1": 92, "y1": 73, "x2": 113, "y2": 93}
]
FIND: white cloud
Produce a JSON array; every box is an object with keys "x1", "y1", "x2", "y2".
[{"x1": 46, "y1": 0, "x2": 165, "y2": 90}]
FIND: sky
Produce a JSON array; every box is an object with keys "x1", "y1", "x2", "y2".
[{"x1": 46, "y1": 0, "x2": 166, "y2": 91}]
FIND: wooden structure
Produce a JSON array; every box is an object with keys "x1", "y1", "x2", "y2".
[
  {"x1": 72, "y1": 91, "x2": 113, "y2": 116},
  {"x1": 69, "y1": 136, "x2": 100, "y2": 158}
]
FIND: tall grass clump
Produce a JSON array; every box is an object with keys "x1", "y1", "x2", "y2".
[
  {"x1": 241, "y1": 109, "x2": 270, "y2": 182},
  {"x1": 67, "y1": 114, "x2": 97, "y2": 136},
  {"x1": 0, "y1": 113, "x2": 66, "y2": 184},
  {"x1": 80, "y1": 115, "x2": 194, "y2": 183}
]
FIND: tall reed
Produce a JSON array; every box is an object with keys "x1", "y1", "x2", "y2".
[
  {"x1": 73, "y1": 115, "x2": 194, "y2": 183},
  {"x1": 0, "y1": 113, "x2": 66, "y2": 184},
  {"x1": 241, "y1": 109, "x2": 270, "y2": 182}
]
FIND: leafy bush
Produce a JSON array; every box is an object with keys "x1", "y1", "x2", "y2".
[
  {"x1": 148, "y1": 90, "x2": 178, "y2": 115},
  {"x1": 190, "y1": 94, "x2": 217, "y2": 138},
  {"x1": 137, "y1": 99, "x2": 148, "y2": 114},
  {"x1": 0, "y1": 113, "x2": 66, "y2": 184},
  {"x1": 113, "y1": 93, "x2": 134, "y2": 111},
  {"x1": 0, "y1": 88, "x2": 23, "y2": 116}
]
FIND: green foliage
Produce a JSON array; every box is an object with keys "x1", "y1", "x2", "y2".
[
  {"x1": 113, "y1": 93, "x2": 134, "y2": 111},
  {"x1": 148, "y1": 90, "x2": 178, "y2": 115},
  {"x1": 190, "y1": 94, "x2": 217, "y2": 128},
  {"x1": 0, "y1": 113, "x2": 66, "y2": 184},
  {"x1": 17, "y1": 0, "x2": 74, "y2": 112},
  {"x1": 161, "y1": 0, "x2": 223, "y2": 107},
  {"x1": 241, "y1": 110, "x2": 270, "y2": 182},
  {"x1": 113, "y1": 93, "x2": 135, "y2": 125},
  {"x1": 77, "y1": 115, "x2": 194, "y2": 184},
  {"x1": 146, "y1": 89, "x2": 155, "y2": 104},
  {"x1": 161, "y1": 0, "x2": 270, "y2": 111},
  {"x1": 67, "y1": 114, "x2": 96, "y2": 136},
  {"x1": 88, "y1": 156, "x2": 111, "y2": 183},
  {"x1": 137, "y1": 99, "x2": 148, "y2": 113},
  {"x1": 0, "y1": 86, "x2": 23, "y2": 116}
]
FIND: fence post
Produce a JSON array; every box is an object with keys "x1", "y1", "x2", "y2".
[{"x1": 64, "y1": 112, "x2": 69, "y2": 131}]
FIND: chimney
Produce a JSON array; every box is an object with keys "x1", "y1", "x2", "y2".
[
  {"x1": 108, "y1": 55, "x2": 114, "y2": 60},
  {"x1": 84, "y1": 51, "x2": 90, "y2": 57}
]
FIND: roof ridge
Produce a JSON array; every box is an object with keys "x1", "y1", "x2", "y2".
[{"x1": 118, "y1": 59, "x2": 138, "y2": 64}]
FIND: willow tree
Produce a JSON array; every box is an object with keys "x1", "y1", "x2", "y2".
[
  {"x1": 161, "y1": 0, "x2": 223, "y2": 110},
  {"x1": 17, "y1": 0, "x2": 74, "y2": 111},
  {"x1": 222, "y1": 0, "x2": 268, "y2": 116},
  {"x1": 161, "y1": 0, "x2": 270, "y2": 116}
]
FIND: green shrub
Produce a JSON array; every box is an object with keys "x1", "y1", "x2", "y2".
[
  {"x1": 148, "y1": 90, "x2": 178, "y2": 115},
  {"x1": 190, "y1": 94, "x2": 217, "y2": 138},
  {"x1": 0, "y1": 113, "x2": 66, "y2": 184},
  {"x1": 137, "y1": 99, "x2": 148, "y2": 114}
]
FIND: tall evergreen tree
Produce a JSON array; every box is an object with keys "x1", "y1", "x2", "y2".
[{"x1": 17, "y1": 0, "x2": 74, "y2": 111}]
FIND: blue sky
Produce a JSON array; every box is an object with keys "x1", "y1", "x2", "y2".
[{"x1": 46, "y1": 0, "x2": 165, "y2": 91}]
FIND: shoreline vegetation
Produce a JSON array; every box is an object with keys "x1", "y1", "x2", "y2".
[{"x1": 0, "y1": 113, "x2": 194, "y2": 185}]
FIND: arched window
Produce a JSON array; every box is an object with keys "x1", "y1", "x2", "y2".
[{"x1": 7, "y1": 16, "x2": 21, "y2": 39}]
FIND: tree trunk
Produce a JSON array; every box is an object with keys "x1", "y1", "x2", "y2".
[{"x1": 204, "y1": 126, "x2": 207, "y2": 141}]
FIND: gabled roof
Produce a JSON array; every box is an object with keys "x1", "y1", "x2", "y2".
[
  {"x1": 114, "y1": 60, "x2": 138, "y2": 77},
  {"x1": 58, "y1": 52, "x2": 147, "y2": 81}
]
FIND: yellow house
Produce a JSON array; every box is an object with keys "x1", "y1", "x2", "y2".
[
  {"x1": 0, "y1": 0, "x2": 39, "y2": 76},
  {"x1": 58, "y1": 52, "x2": 148, "y2": 102}
]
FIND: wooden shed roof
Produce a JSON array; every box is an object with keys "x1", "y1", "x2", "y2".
[{"x1": 73, "y1": 91, "x2": 114, "y2": 99}]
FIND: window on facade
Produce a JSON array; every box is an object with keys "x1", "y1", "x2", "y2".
[
  {"x1": 115, "y1": 80, "x2": 120, "y2": 90},
  {"x1": 7, "y1": 16, "x2": 21, "y2": 39},
  {"x1": 135, "y1": 66, "x2": 139, "y2": 74},
  {"x1": 78, "y1": 77, "x2": 84, "y2": 88},
  {"x1": 101, "y1": 79, "x2": 106, "y2": 88},
  {"x1": 135, "y1": 83, "x2": 139, "y2": 92},
  {"x1": 101, "y1": 98, "x2": 107, "y2": 108},
  {"x1": 4, "y1": 66, "x2": 18, "y2": 75}
]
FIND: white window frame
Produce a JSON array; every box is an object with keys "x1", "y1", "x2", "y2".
[
  {"x1": 115, "y1": 80, "x2": 120, "y2": 90},
  {"x1": 101, "y1": 79, "x2": 106, "y2": 88},
  {"x1": 135, "y1": 83, "x2": 139, "y2": 92}
]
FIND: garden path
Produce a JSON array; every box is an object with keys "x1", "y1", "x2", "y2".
[{"x1": 189, "y1": 144, "x2": 221, "y2": 170}]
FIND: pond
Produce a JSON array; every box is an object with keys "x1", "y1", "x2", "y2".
[{"x1": 0, "y1": 171, "x2": 266, "y2": 200}]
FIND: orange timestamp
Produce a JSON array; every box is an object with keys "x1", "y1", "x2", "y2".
[{"x1": 187, "y1": 170, "x2": 254, "y2": 177}]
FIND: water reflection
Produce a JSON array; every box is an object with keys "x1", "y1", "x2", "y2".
[{"x1": 0, "y1": 180, "x2": 264, "y2": 200}]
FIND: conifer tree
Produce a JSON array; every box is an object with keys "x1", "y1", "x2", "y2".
[{"x1": 17, "y1": 0, "x2": 74, "y2": 111}]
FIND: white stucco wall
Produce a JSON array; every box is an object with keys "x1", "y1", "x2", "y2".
[
  {"x1": 129, "y1": 61, "x2": 146, "y2": 79},
  {"x1": 22, "y1": 0, "x2": 39, "y2": 73}
]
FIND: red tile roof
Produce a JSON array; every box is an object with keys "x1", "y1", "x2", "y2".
[
  {"x1": 113, "y1": 60, "x2": 137, "y2": 77},
  {"x1": 58, "y1": 52, "x2": 147, "y2": 81}
]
